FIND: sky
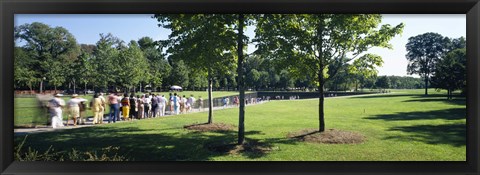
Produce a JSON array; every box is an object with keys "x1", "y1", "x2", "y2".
[{"x1": 15, "y1": 14, "x2": 466, "y2": 77}]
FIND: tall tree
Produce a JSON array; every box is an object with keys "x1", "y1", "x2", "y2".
[
  {"x1": 117, "y1": 41, "x2": 149, "y2": 92},
  {"x1": 430, "y1": 48, "x2": 466, "y2": 99},
  {"x1": 255, "y1": 14, "x2": 403, "y2": 132},
  {"x1": 15, "y1": 22, "x2": 80, "y2": 92},
  {"x1": 14, "y1": 47, "x2": 37, "y2": 91},
  {"x1": 92, "y1": 33, "x2": 123, "y2": 91},
  {"x1": 169, "y1": 60, "x2": 190, "y2": 88},
  {"x1": 154, "y1": 14, "x2": 237, "y2": 124},
  {"x1": 405, "y1": 32, "x2": 450, "y2": 96},
  {"x1": 138, "y1": 37, "x2": 169, "y2": 92}
]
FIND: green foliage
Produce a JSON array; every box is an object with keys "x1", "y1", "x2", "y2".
[
  {"x1": 254, "y1": 14, "x2": 404, "y2": 85},
  {"x1": 431, "y1": 48, "x2": 466, "y2": 99},
  {"x1": 15, "y1": 22, "x2": 80, "y2": 90},
  {"x1": 154, "y1": 14, "x2": 238, "y2": 77},
  {"x1": 92, "y1": 33, "x2": 123, "y2": 89},
  {"x1": 375, "y1": 76, "x2": 391, "y2": 90},
  {"x1": 117, "y1": 41, "x2": 149, "y2": 90},
  {"x1": 169, "y1": 60, "x2": 190, "y2": 88},
  {"x1": 14, "y1": 47, "x2": 37, "y2": 90},
  {"x1": 386, "y1": 76, "x2": 424, "y2": 89}
]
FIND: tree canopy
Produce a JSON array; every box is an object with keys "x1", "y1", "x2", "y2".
[{"x1": 254, "y1": 14, "x2": 404, "y2": 132}]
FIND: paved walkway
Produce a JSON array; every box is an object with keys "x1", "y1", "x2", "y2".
[{"x1": 14, "y1": 101, "x2": 268, "y2": 136}]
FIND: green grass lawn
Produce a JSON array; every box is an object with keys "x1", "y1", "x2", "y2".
[
  {"x1": 14, "y1": 89, "x2": 466, "y2": 161},
  {"x1": 14, "y1": 91, "x2": 242, "y2": 126}
]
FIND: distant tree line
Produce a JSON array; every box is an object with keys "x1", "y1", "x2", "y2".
[{"x1": 14, "y1": 22, "x2": 211, "y2": 93}]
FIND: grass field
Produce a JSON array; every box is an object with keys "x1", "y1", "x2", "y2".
[
  {"x1": 14, "y1": 89, "x2": 466, "y2": 161},
  {"x1": 14, "y1": 91, "x2": 242, "y2": 126}
]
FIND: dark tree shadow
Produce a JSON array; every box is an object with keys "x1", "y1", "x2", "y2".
[
  {"x1": 403, "y1": 97, "x2": 466, "y2": 106},
  {"x1": 14, "y1": 126, "x2": 297, "y2": 161},
  {"x1": 364, "y1": 108, "x2": 466, "y2": 121},
  {"x1": 350, "y1": 93, "x2": 414, "y2": 99},
  {"x1": 384, "y1": 123, "x2": 466, "y2": 147}
]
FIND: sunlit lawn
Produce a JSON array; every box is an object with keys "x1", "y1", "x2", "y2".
[{"x1": 14, "y1": 89, "x2": 466, "y2": 161}]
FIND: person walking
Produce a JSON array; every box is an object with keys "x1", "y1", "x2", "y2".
[
  {"x1": 98, "y1": 93, "x2": 106, "y2": 124},
  {"x1": 198, "y1": 96, "x2": 203, "y2": 111},
  {"x1": 91, "y1": 93, "x2": 103, "y2": 125},
  {"x1": 169, "y1": 93, "x2": 174, "y2": 115},
  {"x1": 137, "y1": 95, "x2": 144, "y2": 119},
  {"x1": 66, "y1": 94, "x2": 87, "y2": 126},
  {"x1": 108, "y1": 92, "x2": 120, "y2": 123},
  {"x1": 151, "y1": 94, "x2": 159, "y2": 118},
  {"x1": 223, "y1": 97, "x2": 229, "y2": 109},
  {"x1": 187, "y1": 94, "x2": 195, "y2": 113},
  {"x1": 129, "y1": 94, "x2": 137, "y2": 120},
  {"x1": 180, "y1": 95, "x2": 186, "y2": 114},
  {"x1": 117, "y1": 93, "x2": 123, "y2": 121},
  {"x1": 47, "y1": 93, "x2": 65, "y2": 128},
  {"x1": 173, "y1": 93, "x2": 180, "y2": 115},
  {"x1": 144, "y1": 94, "x2": 151, "y2": 118},
  {"x1": 121, "y1": 93, "x2": 130, "y2": 121},
  {"x1": 159, "y1": 95, "x2": 166, "y2": 117},
  {"x1": 233, "y1": 96, "x2": 239, "y2": 107}
]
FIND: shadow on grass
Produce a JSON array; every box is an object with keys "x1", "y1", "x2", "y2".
[
  {"x1": 364, "y1": 108, "x2": 466, "y2": 121},
  {"x1": 403, "y1": 97, "x2": 466, "y2": 106},
  {"x1": 351, "y1": 93, "x2": 466, "y2": 106},
  {"x1": 14, "y1": 126, "x2": 298, "y2": 161},
  {"x1": 350, "y1": 93, "x2": 414, "y2": 99},
  {"x1": 384, "y1": 123, "x2": 466, "y2": 147}
]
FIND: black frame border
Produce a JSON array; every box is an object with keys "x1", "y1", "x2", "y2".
[{"x1": 1, "y1": 0, "x2": 479, "y2": 175}]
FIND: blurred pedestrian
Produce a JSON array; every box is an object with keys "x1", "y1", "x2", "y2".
[
  {"x1": 91, "y1": 93, "x2": 102, "y2": 125},
  {"x1": 121, "y1": 93, "x2": 130, "y2": 121},
  {"x1": 129, "y1": 94, "x2": 137, "y2": 120},
  {"x1": 137, "y1": 95, "x2": 145, "y2": 119},
  {"x1": 159, "y1": 95, "x2": 167, "y2": 116},
  {"x1": 108, "y1": 92, "x2": 120, "y2": 123},
  {"x1": 48, "y1": 93, "x2": 65, "y2": 128},
  {"x1": 66, "y1": 94, "x2": 87, "y2": 126}
]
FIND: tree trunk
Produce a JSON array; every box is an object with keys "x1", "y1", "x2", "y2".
[
  {"x1": 448, "y1": 89, "x2": 452, "y2": 100},
  {"x1": 207, "y1": 71, "x2": 214, "y2": 124},
  {"x1": 424, "y1": 76, "x2": 428, "y2": 96},
  {"x1": 237, "y1": 14, "x2": 246, "y2": 145},
  {"x1": 319, "y1": 74, "x2": 325, "y2": 132},
  {"x1": 84, "y1": 82, "x2": 87, "y2": 96},
  {"x1": 73, "y1": 79, "x2": 76, "y2": 94},
  {"x1": 28, "y1": 82, "x2": 33, "y2": 93},
  {"x1": 318, "y1": 15, "x2": 325, "y2": 132},
  {"x1": 40, "y1": 80, "x2": 43, "y2": 94}
]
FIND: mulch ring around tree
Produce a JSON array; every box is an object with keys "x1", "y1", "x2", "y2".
[
  {"x1": 287, "y1": 129, "x2": 366, "y2": 144},
  {"x1": 183, "y1": 122, "x2": 236, "y2": 132},
  {"x1": 205, "y1": 140, "x2": 276, "y2": 155}
]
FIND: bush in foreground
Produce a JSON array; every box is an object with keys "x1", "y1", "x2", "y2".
[{"x1": 15, "y1": 136, "x2": 129, "y2": 161}]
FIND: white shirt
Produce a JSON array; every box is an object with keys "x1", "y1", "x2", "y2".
[
  {"x1": 144, "y1": 97, "x2": 151, "y2": 104},
  {"x1": 159, "y1": 96, "x2": 166, "y2": 106},
  {"x1": 188, "y1": 97, "x2": 195, "y2": 105},
  {"x1": 67, "y1": 98, "x2": 87, "y2": 108}
]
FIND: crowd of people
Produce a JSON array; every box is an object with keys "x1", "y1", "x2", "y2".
[{"x1": 46, "y1": 92, "x2": 213, "y2": 128}]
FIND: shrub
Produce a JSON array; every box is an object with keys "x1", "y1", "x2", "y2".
[{"x1": 15, "y1": 136, "x2": 129, "y2": 161}]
